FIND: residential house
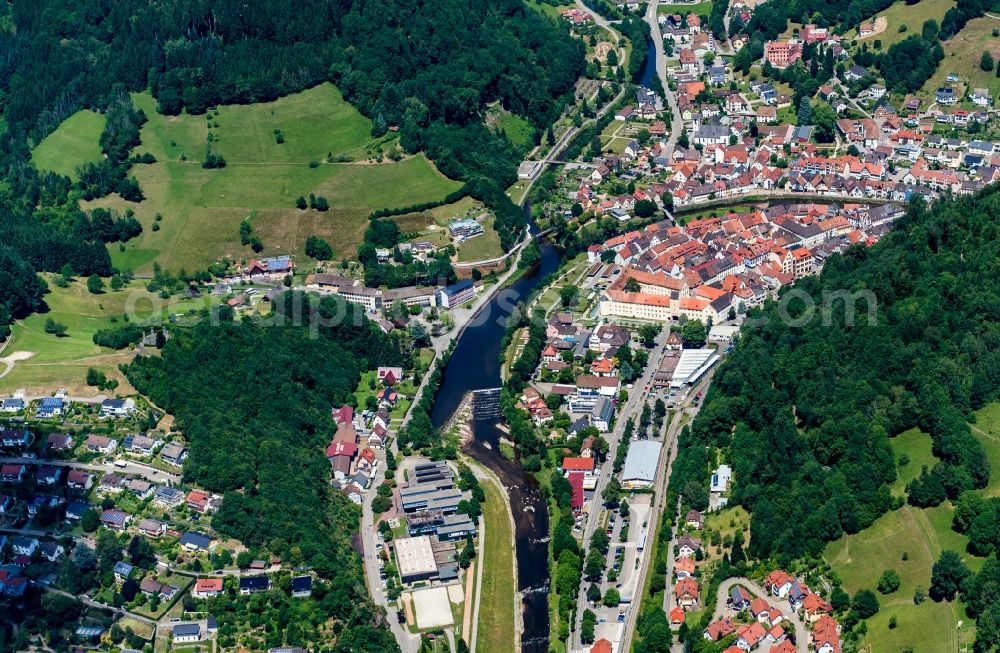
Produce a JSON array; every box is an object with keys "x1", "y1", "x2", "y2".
[
  {"x1": 86, "y1": 435, "x2": 118, "y2": 454},
  {"x1": 193, "y1": 578, "x2": 224, "y2": 599},
  {"x1": 0, "y1": 398, "x2": 25, "y2": 414},
  {"x1": 100, "y1": 508, "x2": 131, "y2": 530},
  {"x1": 186, "y1": 489, "x2": 213, "y2": 513},
  {"x1": 36, "y1": 397, "x2": 65, "y2": 418},
  {"x1": 239, "y1": 576, "x2": 272, "y2": 595},
  {"x1": 0, "y1": 428, "x2": 30, "y2": 448},
  {"x1": 100, "y1": 398, "x2": 137, "y2": 418},
  {"x1": 0, "y1": 464, "x2": 26, "y2": 483},
  {"x1": 172, "y1": 624, "x2": 202, "y2": 644},
  {"x1": 674, "y1": 577, "x2": 700, "y2": 609},
  {"x1": 160, "y1": 442, "x2": 188, "y2": 466},
  {"x1": 291, "y1": 575, "x2": 313, "y2": 598},
  {"x1": 46, "y1": 432, "x2": 73, "y2": 451},
  {"x1": 11, "y1": 536, "x2": 39, "y2": 556},
  {"x1": 67, "y1": 470, "x2": 95, "y2": 490},
  {"x1": 138, "y1": 518, "x2": 167, "y2": 537},
  {"x1": 676, "y1": 536, "x2": 701, "y2": 558},
  {"x1": 180, "y1": 531, "x2": 213, "y2": 552},
  {"x1": 154, "y1": 486, "x2": 184, "y2": 508}
]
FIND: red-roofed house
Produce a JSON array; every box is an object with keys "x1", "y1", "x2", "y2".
[
  {"x1": 590, "y1": 639, "x2": 612, "y2": 653},
  {"x1": 562, "y1": 457, "x2": 596, "y2": 474},
  {"x1": 675, "y1": 577, "x2": 700, "y2": 609},
  {"x1": 765, "y1": 570, "x2": 794, "y2": 597},
  {"x1": 704, "y1": 617, "x2": 736, "y2": 641},
  {"x1": 186, "y1": 490, "x2": 212, "y2": 513},
  {"x1": 193, "y1": 578, "x2": 224, "y2": 598},
  {"x1": 736, "y1": 622, "x2": 768, "y2": 649}
]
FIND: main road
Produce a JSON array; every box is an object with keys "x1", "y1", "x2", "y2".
[
  {"x1": 643, "y1": 0, "x2": 684, "y2": 154},
  {"x1": 570, "y1": 328, "x2": 671, "y2": 650},
  {"x1": 618, "y1": 363, "x2": 717, "y2": 653}
]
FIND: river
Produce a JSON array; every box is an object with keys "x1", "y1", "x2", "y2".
[
  {"x1": 639, "y1": 35, "x2": 657, "y2": 89},
  {"x1": 430, "y1": 210, "x2": 560, "y2": 653}
]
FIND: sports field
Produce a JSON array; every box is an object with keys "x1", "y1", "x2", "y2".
[
  {"x1": 74, "y1": 83, "x2": 460, "y2": 274},
  {"x1": 30, "y1": 109, "x2": 107, "y2": 181}
]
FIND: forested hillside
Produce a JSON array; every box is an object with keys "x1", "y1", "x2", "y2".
[
  {"x1": 124, "y1": 292, "x2": 405, "y2": 648},
  {"x1": 0, "y1": 0, "x2": 585, "y2": 333},
  {"x1": 671, "y1": 188, "x2": 1000, "y2": 564}
]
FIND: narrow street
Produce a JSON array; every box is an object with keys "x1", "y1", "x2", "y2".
[{"x1": 711, "y1": 578, "x2": 809, "y2": 653}]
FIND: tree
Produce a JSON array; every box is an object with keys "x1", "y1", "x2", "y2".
[
  {"x1": 853, "y1": 589, "x2": 880, "y2": 618},
  {"x1": 604, "y1": 587, "x2": 621, "y2": 606},
  {"x1": 587, "y1": 583, "x2": 602, "y2": 603},
  {"x1": 296, "y1": 196, "x2": 308, "y2": 210},
  {"x1": 305, "y1": 236, "x2": 333, "y2": 260},
  {"x1": 80, "y1": 509, "x2": 100, "y2": 533},
  {"x1": 878, "y1": 569, "x2": 901, "y2": 594},
  {"x1": 981, "y1": 51, "x2": 995, "y2": 72},
  {"x1": 624, "y1": 277, "x2": 641, "y2": 293},
  {"x1": 831, "y1": 586, "x2": 851, "y2": 612},
  {"x1": 127, "y1": 536, "x2": 157, "y2": 568},
  {"x1": 931, "y1": 551, "x2": 970, "y2": 601},
  {"x1": 634, "y1": 199, "x2": 657, "y2": 218},
  {"x1": 560, "y1": 284, "x2": 579, "y2": 307},
  {"x1": 44, "y1": 318, "x2": 67, "y2": 337},
  {"x1": 87, "y1": 274, "x2": 105, "y2": 294},
  {"x1": 680, "y1": 320, "x2": 707, "y2": 347}
]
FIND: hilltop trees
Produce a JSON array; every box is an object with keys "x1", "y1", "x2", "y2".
[
  {"x1": 670, "y1": 188, "x2": 1000, "y2": 563},
  {"x1": 125, "y1": 291, "x2": 405, "y2": 645}
]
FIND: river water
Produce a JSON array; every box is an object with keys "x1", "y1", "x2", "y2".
[
  {"x1": 429, "y1": 212, "x2": 560, "y2": 653},
  {"x1": 639, "y1": 36, "x2": 657, "y2": 89},
  {"x1": 428, "y1": 44, "x2": 659, "y2": 645}
]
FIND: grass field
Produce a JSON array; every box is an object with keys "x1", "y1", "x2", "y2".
[
  {"x1": 475, "y1": 470, "x2": 516, "y2": 653},
  {"x1": 970, "y1": 402, "x2": 1000, "y2": 497},
  {"x1": 77, "y1": 84, "x2": 460, "y2": 275},
  {"x1": 0, "y1": 276, "x2": 209, "y2": 395},
  {"x1": 845, "y1": 0, "x2": 956, "y2": 48},
  {"x1": 456, "y1": 216, "x2": 504, "y2": 262},
  {"x1": 890, "y1": 427, "x2": 938, "y2": 496},
  {"x1": 493, "y1": 109, "x2": 537, "y2": 152},
  {"x1": 657, "y1": 1, "x2": 712, "y2": 18},
  {"x1": 822, "y1": 407, "x2": 1000, "y2": 652},
  {"x1": 31, "y1": 110, "x2": 106, "y2": 181},
  {"x1": 525, "y1": 0, "x2": 573, "y2": 20},
  {"x1": 824, "y1": 506, "x2": 974, "y2": 652},
  {"x1": 394, "y1": 197, "x2": 486, "y2": 249},
  {"x1": 921, "y1": 16, "x2": 1000, "y2": 101}
]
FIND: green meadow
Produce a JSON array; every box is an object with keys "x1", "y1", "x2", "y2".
[
  {"x1": 31, "y1": 110, "x2": 107, "y2": 181},
  {"x1": 0, "y1": 276, "x2": 210, "y2": 395},
  {"x1": 71, "y1": 83, "x2": 459, "y2": 275},
  {"x1": 822, "y1": 406, "x2": 1000, "y2": 652}
]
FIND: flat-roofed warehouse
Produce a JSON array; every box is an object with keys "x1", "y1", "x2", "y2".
[
  {"x1": 621, "y1": 440, "x2": 662, "y2": 489},
  {"x1": 394, "y1": 535, "x2": 439, "y2": 583}
]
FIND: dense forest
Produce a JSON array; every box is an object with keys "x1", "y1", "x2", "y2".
[
  {"x1": 672, "y1": 187, "x2": 1000, "y2": 563},
  {"x1": 0, "y1": 0, "x2": 585, "y2": 330},
  {"x1": 124, "y1": 292, "x2": 406, "y2": 648}
]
